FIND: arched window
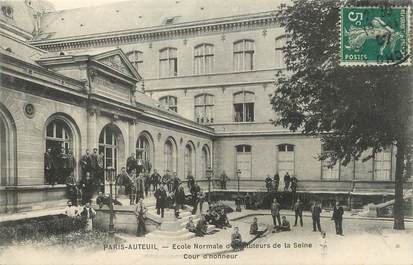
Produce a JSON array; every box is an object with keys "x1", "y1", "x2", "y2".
[
  {"x1": 233, "y1": 40, "x2": 254, "y2": 71},
  {"x1": 277, "y1": 144, "x2": 295, "y2": 178},
  {"x1": 159, "y1": 95, "x2": 178, "y2": 112},
  {"x1": 233, "y1": 91, "x2": 255, "y2": 122},
  {"x1": 164, "y1": 138, "x2": 177, "y2": 173},
  {"x1": 99, "y1": 125, "x2": 121, "y2": 170},
  {"x1": 46, "y1": 119, "x2": 73, "y2": 154},
  {"x1": 0, "y1": 105, "x2": 16, "y2": 188},
  {"x1": 201, "y1": 145, "x2": 211, "y2": 178},
  {"x1": 126, "y1": 50, "x2": 143, "y2": 73},
  {"x1": 184, "y1": 142, "x2": 196, "y2": 177},
  {"x1": 374, "y1": 146, "x2": 392, "y2": 180},
  {"x1": 321, "y1": 145, "x2": 340, "y2": 180},
  {"x1": 194, "y1": 44, "x2": 214, "y2": 74},
  {"x1": 236, "y1": 145, "x2": 252, "y2": 179},
  {"x1": 159, "y1": 47, "x2": 178, "y2": 77},
  {"x1": 275, "y1": 36, "x2": 287, "y2": 68},
  {"x1": 136, "y1": 133, "x2": 153, "y2": 169},
  {"x1": 195, "y1": 94, "x2": 214, "y2": 124}
]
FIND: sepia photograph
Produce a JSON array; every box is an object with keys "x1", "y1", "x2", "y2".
[{"x1": 0, "y1": 0, "x2": 412, "y2": 264}]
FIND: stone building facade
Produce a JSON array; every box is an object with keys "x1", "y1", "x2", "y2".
[{"x1": 0, "y1": 0, "x2": 409, "y2": 213}]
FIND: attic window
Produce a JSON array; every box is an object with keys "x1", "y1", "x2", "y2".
[
  {"x1": 165, "y1": 17, "x2": 175, "y2": 25},
  {"x1": 1, "y1": 6, "x2": 13, "y2": 19},
  {"x1": 80, "y1": 24, "x2": 84, "y2": 27}
]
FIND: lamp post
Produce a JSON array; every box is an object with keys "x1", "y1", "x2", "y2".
[
  {"x1": 105, "y1": 166, "x2": 116, "y2": 236},
  {"x1": 206, "y1": 167, "x2": 213, "y2": 203},
  {"x1": 236, "y1": 169, "x2": 242, "y2": 212}
]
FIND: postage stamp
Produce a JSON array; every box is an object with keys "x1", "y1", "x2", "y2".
[{"x1": 340, "y1": 6, "x2": 410, "y2": 66}]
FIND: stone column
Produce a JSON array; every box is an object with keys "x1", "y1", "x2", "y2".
[
  {"x1": 87, "y1": 109, "x2": 98, "y2": 150},
  {"x1": 129, "y1": 119, "x2": 136, "y2": 155}
]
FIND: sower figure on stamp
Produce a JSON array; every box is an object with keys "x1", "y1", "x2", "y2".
[
  {"x1": 332, "y1": 201, "x2": 344, "y2": 236},
  {"x1": 311, "y1": 201, "x2": 322, "y2": 232},
  {"x1": 154, "y1": 185, "x2": 168, "y2": 218},
  {"x1": 135, "y1": 198, "x2": 147, "y2": 237}
]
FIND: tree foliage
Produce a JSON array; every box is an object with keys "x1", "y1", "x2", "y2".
[{"x1": 271, "y1": 0, "x2": 412, "y2": 229}]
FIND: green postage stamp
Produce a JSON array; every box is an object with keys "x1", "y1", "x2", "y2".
[{"x1": 340, "y1": 6, "x2": 410, "y2": 66}]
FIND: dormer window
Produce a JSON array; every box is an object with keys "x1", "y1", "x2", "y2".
[
  {"x1": 165, "y1": 17, "x2": 175, "y2": 25},
  {"x1": 1, "y1": 6, "x2": 13, "y2": 19}
]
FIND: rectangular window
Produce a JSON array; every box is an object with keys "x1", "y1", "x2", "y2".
[
  {"x1": 233, "y1": 40, "x2": 255, "y2": 72},
  {"x1": 374, "y1": 147, "x2": 392, "y2": 180},
  {"x1": 159, "y1": 48, "x2": 178, "y2": 78}
]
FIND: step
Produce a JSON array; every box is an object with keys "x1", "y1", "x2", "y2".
[
  {"x1": 146, "y1": 231, "x2": 196, "y2": 240},
  {"x1": 151, "y1": 228, "x2": 189, "y2": 236}
]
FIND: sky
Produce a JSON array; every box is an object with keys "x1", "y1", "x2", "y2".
[{"x1": 47, "y1": 0, "x2": 129, "y2": 10}]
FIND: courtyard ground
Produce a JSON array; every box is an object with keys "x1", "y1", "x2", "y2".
[{"x1": 1, "y1": 209, "x2": 412, "y2": 265}]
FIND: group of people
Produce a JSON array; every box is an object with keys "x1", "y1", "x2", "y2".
[
  {"x1": 64, "y1": 200, "x2": 97, "y2": 231},
  {"x1": 265, "y1": 172, "x2": 298, "y2": 193},
  {"x1": 271, "y1": 198, "x2": 344, "y2": 235},
  {"x1": 64, "y1": 148, "x2": 106, "y2": 206},
  {"x1": 44, "y1": 147, "x2": 76, "y2": 185}
]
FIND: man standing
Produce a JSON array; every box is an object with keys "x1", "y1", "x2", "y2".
[
  {"x1": 91, "y1": 148, "x2": 99, "y2": 181},
  {"x1": 150, "y1": 169, "x2": 161, "y2": 191},
  {"x1": 81, "y1": 172, "x2": 94, "y2": 205},
  {"x1": 97, "y1": 151, "x2": 105, "y2": 192},
  {"x1": 265, "y1": 174, "x2": 273, "y2": 192},
  {"x1": 174, "y1": 185, "x2": 186, "y2": 218},
  {"x1": 162, "y1": 170, "x2": 172, "y2": 192},
  {"x1": 290, "y1": 175, "x2": 298, "y2": 207},
  {"x1": 154, "y1": 185, "x2": 168, "y2": 218},
  {"x1": 186, "y1": 172, "x2": 195, "y2": 190},
  {"x1": 143, "y1": 170, "x2": 151, "y2": 197},
  {"x1": 332, "y1": 201, "x2": 344, "y2": 235},
  {"x1": 293, "y1": 198, "x2": 303, "y2": 227},
  {"x1": 172, "y1": 172, "x2": 180, "y2": 192},
  {"x1": 57, "y1": 147, "x2": 68, "y2": 184},
  {"x1": 80, "y1": 149, "x2": 92, "y2": 178},
  {"x1": 220, "y1": 171, "x2": 229, "y2": 190},
  {"x1": 273, "y1": 172, "x2": 280, "y2": 192},
  {"x1": 65, "y1": 150, "x2": 76, "y2": 182},
  {"x1": 66, "y1": 173, "x2": 78, "y2": 206},
  {"x1": 284, "y1": 172, "x2": 291, "y2": 191},
  {"x1": 311, "y1": 201, "x2": 322, "y2": 232},
  {"x1": 191, "y1": 183, "x2": 201, "y2": 214},
  {"x1": 271, "y1": 198, "x2": 281, "y2": 229},
  {"x1": 126, "y1": 153, "x2": 137, "y2": 174},
  {"x1": 44, "y1": 147, "x2": 55, "y2": 185}
]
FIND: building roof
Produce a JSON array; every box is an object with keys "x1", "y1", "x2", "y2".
[{"x1": 38, "y1": 0, "x2": 286, "y2": 40}]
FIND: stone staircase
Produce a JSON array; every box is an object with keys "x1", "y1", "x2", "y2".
[{"x1": 145, "y1": 204, "x2": 216, "y2": 240}]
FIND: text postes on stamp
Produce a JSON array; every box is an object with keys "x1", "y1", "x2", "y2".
[{"x1": 340, "y1": 6, "x2": 410, "y2": 66}]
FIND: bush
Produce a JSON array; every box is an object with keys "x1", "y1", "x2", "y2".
[{"x1": 0, "y1": 214, "x2": 86, "y2": 245}]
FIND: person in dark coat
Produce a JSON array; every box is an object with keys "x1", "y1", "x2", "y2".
[
  {"x1": 81, "y1": 172, "x2": 94, "y2": 205},
  {"x1": 174, "y1": 185, "x2": 186, "y2": 218},
  {"x1": 150, "y1": 169, "x2": 161, "y2": 191},
  {"x1": 332, "y1": 201, "x2": 344, "y2": 235},
  {"x1": 96, "y1": 191, "x2": 122, "y2": 209},
  {"x1": 80, "y1": 149, "x2": 92, "y2": 178},
  {"x1": 172, "y1": 172, "x2": 180, "y2": 192},
  {"x1": 162, "y1": 170, "x2": 172, "y2": 192},
  {"x1": 276, "y1": 216, "x2": 291, "y2": 232},
  {"x1": 273, "y1": 173, "x2": 280, "y2": 192},
  {"x1": 283, "y1": 172, "x2": 291, "y2": 191},
  {"x1": 143, "y1": 170, "x2": 151, "y2": 197},
  {"x1": 220, "y1": 171, "x2": 229, "y2": 190},
  {"x1": 250, "y1": 217, "x2": 264, "y2": 236},
  {"x1": 135, "y1": 198, "x2": 147, "y2": 237},
  {"x1": 65, "y1": 150, "x2": 76, "y2": 182},
  {"x1": 271, "y1": 198, "x2": 281, "y2": 229},
  {"x1": 290, "y1": 175, "x2": 298, "y2": 207},
  {"x1": 231, "y1": 227, "x2": 245, "y2": 251},
  {"x1": 191, "y1": 183, "x2": 201, "y2": 214},
  {"x1": 265, "y1": 174, "x2": 273, "y2": 192},
  {"x1": 311, "y1": 201, "x2": 322, "y2": 232},
  {"x1": 91, "y1": 148, "x2": 99, "y2": 180},
  {"x1": 195, "y1": 214, "x2": 208, "y2": 237},
  {"x1": 126, "y1": 153, "x2": 137, "y2": 174},
  {"x1": 293, "y1": 198, "x2": 303, "y2": 227},
  {"x1": 97, "y1": 151, "x2": 105, "y2": 192},
  {"x1": 186, "y1": 173, "x2": 195, "y2": 190},
  {"x1": 57, "y1": 147, "x2": 68, "y2": 184},
  {"x1": 154, "y1": 185, "x2": 168, "y2": 218},
  {"x1": 44, "y1": 147, "x2": 55, "y2": 185},
  {"x1": 66, "y1": 173, "x2": 78, "y2": 205}
]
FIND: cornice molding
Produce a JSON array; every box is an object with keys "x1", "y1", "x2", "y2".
[{"x1": 30, "y1": 14, "x2": 279, "y2": 52}]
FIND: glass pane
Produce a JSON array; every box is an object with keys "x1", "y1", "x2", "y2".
[
  {"x1": 55, "y1": 122, "x2": 63, "y2": 138},
  {"x1": 205, "y1": 44, "x2": 214, "y2": 55},
  {"x1": 46, "y1": 123, "x2": 54, "y2": 137},
  {"x1": 287, "y1": 144, "x2": 294, "y2": 152},
  {"x1": 205, "y1": 55, "x2": 213, "y2": 74},
  {"x1": 245, "y1": 40, "x2": 254, "y2": 51},
  {"x1": 194, "y1": 46, "x2": 203, "y2": 56},
  {"x1": 105, "y1": 129, "x2": 112, "y2": 145},
  {"x1": 244, "y1": 145, "x2": 251, "y2": 152},
  {"x1": 160, "y1": 49, "x2": 168, "y2": 59},
  {"x1": 233, "y1": 93, "x2": 244, "y2": 104},
  {"x1": 234, "y1": 103, "x2": 244, "y2": 122},
  {"x1": 233, "y1": 52, "x2": 242, "y2": 71},
  {"x1": 105, "y1": 148, "x2": 113, "y2": 168},
  {"x1": 245, "y1": 52, "x2": 254, "y2": 70},
  {"x1": 234, "y1": 41, "x2": 243, "y2": 52},
  {"x1": 245, "y1": 103, "x2": 254, "y2": 122},
  {"x1": 244, "y1": 92, "x2": 255, "y2": 102},
  {"x1": 236, "y1": 146, "x2": 243, "y2": 153}
]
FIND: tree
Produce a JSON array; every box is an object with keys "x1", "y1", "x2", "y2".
[{"x1": 271, "y1": 0, "x2": 412, "y2": 229}]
